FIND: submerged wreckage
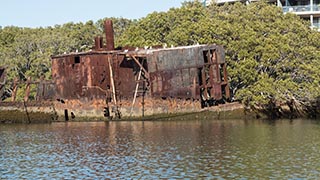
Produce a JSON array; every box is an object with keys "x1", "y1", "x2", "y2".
[{"x1": 0, "y1": 20, "x2": 231, "y2": 121}]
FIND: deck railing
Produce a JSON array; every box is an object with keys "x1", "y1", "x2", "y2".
[{"x1": 283, "y1": 5, "x2": 320, "y2": 13}]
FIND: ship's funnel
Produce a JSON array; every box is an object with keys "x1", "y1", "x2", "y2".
[{"x1": 104, "y1": 20, "x2": 115, "y2": 51}]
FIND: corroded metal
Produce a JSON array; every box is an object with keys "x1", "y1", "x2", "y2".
[
  {"x1": 0, "y1": 19, "x2": 232, "y2": 121},
  {"x1": 51, "y1": 44, "x2": 230, "y2": 108},
  {"x1": 51, "y1": 53, "x2": 137, "y2": 101},
  {"x1": 50, "y1": 20, "x2": 230, "y2": 113},
  {"x1": 144, "y1": 45, "x2": 229, "y2": 104},
  {"x1": 104, "y1": 20, "x2": 115, "y2": 51},
  {"x1": 94, "y1": 36, "x2": 103, "y2": 50}
]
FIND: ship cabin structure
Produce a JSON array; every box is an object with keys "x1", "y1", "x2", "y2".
[{"x1": 51, "y1": 20, "x2": 230, "y2": 117}]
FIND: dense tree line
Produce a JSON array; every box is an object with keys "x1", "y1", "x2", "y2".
[{"x1": 0, "y1": 1, "x2": 319, "y2": 115}]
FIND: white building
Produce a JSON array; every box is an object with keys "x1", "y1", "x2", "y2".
[{"x1": 204, "y1": 0, "x2": 320, "y2": 28}]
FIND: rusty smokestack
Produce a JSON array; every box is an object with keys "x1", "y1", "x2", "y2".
[
  {"x1": 99, "y1": 36, "x2": 103, "y2": 49},
  {"x1": 104, "y1": 20, "x2": 115, "y2": 51},
  {"x1": 94, "y1": 36, "x2": 102, "y2": 50}
]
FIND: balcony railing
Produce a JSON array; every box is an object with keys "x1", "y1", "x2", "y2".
[{"x1": 283, "y1": 5, "x2": 320, "y2": 13}]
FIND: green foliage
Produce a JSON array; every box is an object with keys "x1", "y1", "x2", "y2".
[
  {"x1": 0, "y1": 22, "x2": 98, "y2": 81},
  {"x1": 119, "y1": 1, "x2": 209, "y2": 47}
]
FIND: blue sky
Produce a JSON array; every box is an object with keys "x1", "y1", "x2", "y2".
[{"x1": 0, "y1": 0, "x2": 186, "y2": 28}]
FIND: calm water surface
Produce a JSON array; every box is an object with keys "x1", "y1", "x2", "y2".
[{"x1": 1, "y1": 119, "x2": 320, "y2": 179}]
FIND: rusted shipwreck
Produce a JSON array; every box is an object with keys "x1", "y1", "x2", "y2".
[
  {"x1": 51, "y1": 20, "x2": 230, "y2": 119},
  {"x1": 0, "y1": 20, "x2": 231, "y2": 121}
]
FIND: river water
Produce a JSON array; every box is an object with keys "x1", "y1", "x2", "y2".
[{"x1": 1, "y1": 119, "x2": 320, "y2": 179}]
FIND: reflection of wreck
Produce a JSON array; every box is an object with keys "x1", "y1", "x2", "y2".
[{"x1": 51, "y1": 20, "x2": 230, "y2": 118}]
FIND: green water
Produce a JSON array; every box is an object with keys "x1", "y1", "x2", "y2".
[{"x1": 1, "y1": 119, "x2": 320, "y2": 179}]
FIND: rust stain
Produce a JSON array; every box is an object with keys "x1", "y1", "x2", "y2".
[
  {"x1": 104, "y1": 20, "x2": 115, "y2": 51},
  {"x1": 51, "y1": 43, "x2": 230, "y2": 109}
]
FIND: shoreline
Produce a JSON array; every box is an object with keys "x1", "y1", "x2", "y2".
[
  {"x1": 0, "y1": 101, "x2": 245, "y2": 123},
  {"x1": 1, "y1": 101, "x2": 318, "y2": 123}
]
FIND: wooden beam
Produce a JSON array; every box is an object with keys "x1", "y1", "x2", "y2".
[
  {"x1": 108, "y1": 56, "x2": 117, "y2": 104},
  {"x1": 131, "y1": 56, "x2": 150, "y2": 79}
]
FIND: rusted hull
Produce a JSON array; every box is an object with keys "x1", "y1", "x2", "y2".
[
  {"x1": 51, "y1": 53, "x2": 137, "y2": 100},
  {"x1": 0, "y1": 99, "x2": 245, "y2": 123},
  {"x1": 52, "y1": 45, "x2": 229, "y2": 102},
  {"x1": 1, "y1": 20, "x2": 232, "y2": 121},
  {"x1": 53, "y1": 97, "x2": 201, "y2": 119},
  {"x1": 49, "y1": 20, "x2": 230, "y2": 118},
  {"x1": 146, "y1": 45, "x2": 229, "y2": 101}
]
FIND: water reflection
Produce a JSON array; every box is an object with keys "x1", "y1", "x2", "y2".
[{"x1": 1, "y1": 119, "x2": 320, "y2": 179}]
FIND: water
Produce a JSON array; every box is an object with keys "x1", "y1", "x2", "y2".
[{"x1": 1, "y1": 119, "x2": 320, "y2": 179}]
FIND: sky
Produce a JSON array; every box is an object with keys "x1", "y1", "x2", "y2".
[{"x1": 0, "y1": 0, "x2": 186, "y2": 28}]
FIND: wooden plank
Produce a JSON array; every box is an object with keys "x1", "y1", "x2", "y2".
[{"x1": 131, "y1": 56, "x2": 150, "y2": 79}]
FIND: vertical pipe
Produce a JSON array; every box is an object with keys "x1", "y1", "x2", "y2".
[
  {"x1": 99, "y1": 36, "x2": 103, "y2": 49},
  {"x1": 104, "y1": 20, "x2": 115, "y2": 51},
  {"x1": 94, "y1": 36, "x2": 104, "y2": 50},
  {"x1": 94, "y1": 36, "x2": 100, "y2": 50},
  {"x1": 64, "y1": 109, "x2": 69, "y2": 121}
]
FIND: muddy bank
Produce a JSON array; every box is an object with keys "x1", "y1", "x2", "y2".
[
  {"x1": 0, "y1": 110, "x2": 54, "y2": 123},
  {"x1": 251, "y1": 103, "x2": 320, "y2": 120},
  {"x1": 0, "y1": 101, "x2": 56, "y2": 123}
]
